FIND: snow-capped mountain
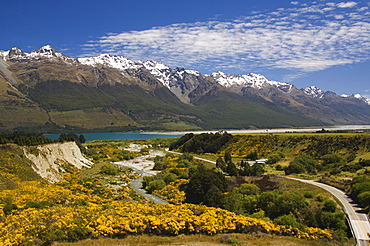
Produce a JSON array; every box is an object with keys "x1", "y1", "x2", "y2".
[
  {"x1": 78, "y1": 54, "x2": 143, "y2": 70},
  {"x1": 1, "y1": 45, "x2": 73, "y2": 62},
  {"x1": 1, "y1": 44, "x2": 370, "y2": 132},
  {"x1": 3, "y1": 45, "x2": 368, "y2": 104},
  {"x1": 342, "y1": 93, "x2": 370, "y2": 105},
  {"x1": 210, "y1": 71, "x2": 293, "y2": 92},
  {"x1": 78, "y1": 54, "x2": 211, "y2": 103},
  {"x1": 301, "y1": 86, "x2": 325, "y2": 98},
  {"x1": 2, "y1": 45, "x2": 370, "y2": 106},
  {"x1": 78, "y1": 54, "x2": 201, "y2": 89},
  {"x1": 30, "y1": 45, "x2": 65, "y2": 58}
]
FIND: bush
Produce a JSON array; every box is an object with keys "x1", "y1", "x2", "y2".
[
  {"x1": 163, "y1": 173, "x2": 178, "y2": 184},
  {"x1": 234, "y1": 183, "x2": 260, "y2": 195},
  {"x1": 304, "y1": 192, "x2": 314, "y2": 199},
  {"x1": 275, "y1": 164, "x2": 283, "y2": 171},
  {"x1": 219, "y1": 234, "x2": 239, "y2": 245},
  {"x1": 315, "y1": 193, "x2": 325, "y2": 202},
  {"x1": 323, "y1": 200, "x2": 337, "y2": 213},
  {"x1": 147, "y1": 180, "x2": 166, "y2": 193},
  {"x1": 273, "y1": 214, "x2": 305, "y2": 231},
  {"x1": 100, "y1": 164, "x2": 119, "y2": 175},
  {"x1": 266, "y1": 153, "x2": 282, "y2": 164},
  {"x1": 285, "y1": 154, "x2": 320, "y2": 175}
]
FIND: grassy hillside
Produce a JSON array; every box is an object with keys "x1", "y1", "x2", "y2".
[
  {"x1": 1, "y1": 58, "x2": 328, "y2": 132},
  {"x1": 0, "y1": 144, "x2": 42, "y2": 190},
  {"x1": 0, "y1": 77, "x2": 49, "y2": 132},
  {"x1": 192, "y1": 88, "x2": 323, "y2": 129}
]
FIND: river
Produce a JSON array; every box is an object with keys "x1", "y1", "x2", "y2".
[{"x1": 114, "y1": 144, "x2": 169, "y2": 204}]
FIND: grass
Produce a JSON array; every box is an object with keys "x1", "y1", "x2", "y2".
[
  {"x1": 161, "y1": 121, "x2": 203, "y2": 131},
  {"x1": 49, "y1": 108, "x2": 135, "y2": 129},
  {"x1": 52, "y1": 234, "x2": 349, "y2": 246}
]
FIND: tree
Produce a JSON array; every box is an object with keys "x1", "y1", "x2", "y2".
[
  {"x1": 259, "y1": 191, "x2": 307, "y2": 219},
  {"x1": 321, "y1": 153, "x2": 346, "y2": 168},
  {"x1": 226, "y1": 161, "x2": 238, "y2": 176},
  {"x1": 285, "y1": 154, "x2": 319, "y2": 175},
  {"x1": 285, "y1": 162, "x2": 305, "y2": 175},
  {"x1": 204, "y1": 185, "x2": 224, "y2": 207},
  {"x1": 245, "y1": 151, "x2": 258, "y2": 161},
  {"x1": 178, "y1": 153, "x2": 193, "y2": 162},
  {"x1": 223, "y1": 192, "x2": 245, "y2": 214},
  {"x1": 320, "y1": 212, "x2": 347, "y2": 231},
  {"x1": 216, "y1": 157, "x2": 227, "y2": 172},
  {"x1": 251, "y1": 163, "x2": 265, "y2": 176},
  {"x1": 351, "y1": 182, "x2": 370, "y2": 202},
  {"x1": 78, "y1": 134, "x2": 86, "y2": 143},
  {"x1": 142, "y1": 176, "x2": 155, "y2": 189},
  {"x1": 266, "y1": 154, "x2": 282, "y2": 164},
  {"x1": 185, "y1": 168, "x2": 227, "y2": 205},
  {"x1": 323, "y1": 200, "x2": 337, "y2": 213},
  {"x1": 224, "y1": 151, "x2": 232, "y2": 164},
  {"x1": 358, "y1": 191, "x2": 370, "y2": 208}
]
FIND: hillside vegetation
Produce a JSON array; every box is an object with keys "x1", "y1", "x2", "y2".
[{"x1": 0, "y1": 135, "x2": 356, "y2": 246}]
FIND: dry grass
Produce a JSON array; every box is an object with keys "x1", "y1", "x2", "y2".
[{"x1": 52, "y1": 234, "x2": 348, "y2": 246}]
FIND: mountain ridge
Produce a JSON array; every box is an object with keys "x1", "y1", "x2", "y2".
[
  {"x1": 0, "y1": 45, "x2": 369, "y2": 133},
  {"x1": 1, "y1": 45, "x2": 368, "y2": 104}
]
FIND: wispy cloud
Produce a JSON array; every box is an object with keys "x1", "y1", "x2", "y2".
[{"x1": 82, "y1": 1, "x2": 370, "y2": 79}]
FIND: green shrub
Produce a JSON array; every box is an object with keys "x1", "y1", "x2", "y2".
[{"x1": 100, "y1": 164, "x2": 119, "y2": 175}]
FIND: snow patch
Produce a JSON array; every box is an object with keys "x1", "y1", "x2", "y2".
[
  {"x1": 210, "y1": 71, "x2": 291, "y2": 90},
  {"x1": 301, "y1": 86, "x2": 325, "y2": 98}
]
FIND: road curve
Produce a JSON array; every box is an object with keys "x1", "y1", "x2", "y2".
[
  {"x1": 168, "y1": 151, "x2": 370, "y2": 245},
  {"x1": 166, "y1": 150, "x2": 217, "y2": 164},
  {"x1": 285, "y1": 177, "x2": 370, "y2": 246}
]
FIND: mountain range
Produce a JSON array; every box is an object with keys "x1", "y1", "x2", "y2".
[{"x1": 1, "y1": 45, "x2": 370, "y2": 133}]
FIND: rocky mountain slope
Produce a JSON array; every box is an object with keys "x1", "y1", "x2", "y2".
[{"x1": 1, "y1": 45, "x2": 370, "y2": 132}]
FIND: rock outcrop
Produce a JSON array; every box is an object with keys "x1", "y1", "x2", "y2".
[{"x1": 23, "y1": 142, "x2": 92, "y2": 182}]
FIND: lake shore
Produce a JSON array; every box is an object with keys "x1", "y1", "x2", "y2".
[{"x1": 148, "y1": 124, "x2": 370, "y2": 135}]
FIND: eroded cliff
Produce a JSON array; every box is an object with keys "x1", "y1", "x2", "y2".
[{"x1": 23, "y1": 141, "x2": 92, "y2": 182}]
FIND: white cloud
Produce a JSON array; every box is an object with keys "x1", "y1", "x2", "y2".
[
  {"x1": 337, "y1": 2, "x2": 358, "y2": 8},
  {"x1": 334, "y1": 14, "x2": 345, "y2": 19},
  {"x1": 83, "y1": 1, "x2": 370, "y2": 77},
  {"x1": 291, "y1": 1, "x2": 299, "y2": 5}
]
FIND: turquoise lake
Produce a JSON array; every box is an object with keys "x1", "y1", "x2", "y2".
[{"x1": 46, "y1": 132, "x2": 183, "y2": 141}]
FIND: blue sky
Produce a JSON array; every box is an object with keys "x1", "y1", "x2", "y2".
[{"x1": 2, "y1": 0, "x2": 370, "y2": 98}]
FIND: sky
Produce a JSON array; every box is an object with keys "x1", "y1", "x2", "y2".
[{"x1": 2, "y1": 0, "x2": 370, "y2": 98}]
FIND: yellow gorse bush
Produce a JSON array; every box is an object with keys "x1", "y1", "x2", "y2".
[
  {"x1": 0, "y1": 173, "x2": 333, "y2": 245},
  {"x1": 0, "y1": 191, "x2": 333, "y2": 246},
  {"x1": 153, "y1": 179, "x2": 189, "y2": 204}
]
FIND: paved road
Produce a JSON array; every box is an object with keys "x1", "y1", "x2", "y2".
[
  {"x1": 144, "y1": 150, "x2": 370, "y2": 244},
  {"x1": 169, "y1": 151, "x2": 370, "y2": 245},
  {"x1": 167, "y1": 150, "x2": 217, "y2": 164},
  {"x1": 286, "y1": 177, "x2": 370, "y2": 246}
]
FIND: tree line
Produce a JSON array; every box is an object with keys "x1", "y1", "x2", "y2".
[{"x1": 0, "y1": 131, "x2": 85, "y2": 147}]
